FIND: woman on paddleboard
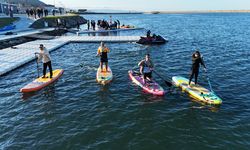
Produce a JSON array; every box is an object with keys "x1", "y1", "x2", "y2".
[
  {"x1": 188, "y1": 50, "x2": 206, "y2": 87},
  {"x1": 97, "y1": 42, "x2": 110, "y2": 72},
  {"x1": 36, "y1": 44, "x2": 53, "y2": 78},
  {"x1": 138, "y1": 54, "x2": 154, "y2": 84}
]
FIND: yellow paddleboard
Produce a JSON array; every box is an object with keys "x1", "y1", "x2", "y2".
[{"x1": 172, "y1": 76, "x2": 222, "y2": 105}]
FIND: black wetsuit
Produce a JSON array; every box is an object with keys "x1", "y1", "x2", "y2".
[{"x1": 189, "y1": 56, "x2": 206, "y2": 85}]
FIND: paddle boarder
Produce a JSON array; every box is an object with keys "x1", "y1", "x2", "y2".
[
  {"x1": 138, "y1": 54, "x2": 154, "y2": 84},
  {"x1": 97, "y1": 42, "x2": 110, "y2": 72},
  {"x1": 146, "y1": 30, "x2": 151, "y2": 38},
  {"x1": 188, "y1": 50, "x2": 206, "y2": 87},
  {"x1": 35, "y1": 44, "x2": 53, "y2": 78}
]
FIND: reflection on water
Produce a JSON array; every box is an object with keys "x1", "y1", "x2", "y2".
[{"x1": 21, "y1": 83, "x2": 57, "y2": 101}]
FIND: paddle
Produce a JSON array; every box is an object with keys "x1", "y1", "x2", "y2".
[
  {"x1": 34, "y1": 53, "x2": 40, "y2": 78},
  {"x1": 201, "y1": 56, "x2": 214, "y2": 93},
  {"x1": 152, "y1": 70, "x2": 172, "y2": 87},
  {"x1": 204, "y1": 70, "x2": 214, "y2": 93},
  {"x1": 133, "y1": 61, "x2": 172, "y2": 87}
]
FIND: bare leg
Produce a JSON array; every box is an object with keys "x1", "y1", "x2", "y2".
[
  {"x1": 140, "y1": 67, "x2": 145, "y2": 84},
  {"x1": 105, "y1": 62, "x2": 108, "y2": 72},
  {"x1": 100, "y1": 62, "x2": 103, "y2": 72}
]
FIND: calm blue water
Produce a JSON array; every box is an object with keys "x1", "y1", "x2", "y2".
[{"x1": 0, "y1": 13, "x2": 250, "y2": 149}]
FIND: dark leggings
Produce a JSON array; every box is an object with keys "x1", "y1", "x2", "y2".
[
  {"x1": 144, "y1": 72, "x2": 152, "y2": 80},
  {"x1": 189, "y1": 69, "x2": 199, "y2": 85},
  {"x1": 43, "y1": 61, "x2": 53, "y2": 77}
]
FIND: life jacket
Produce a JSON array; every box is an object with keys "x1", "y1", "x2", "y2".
[{"x1": 98, "y1": 47, "x2": 109, "y2": 58}]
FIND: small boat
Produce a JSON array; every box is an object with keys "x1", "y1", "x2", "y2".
[{"x1": 136, "y1": 35, "x2": 167, "y2": 45}]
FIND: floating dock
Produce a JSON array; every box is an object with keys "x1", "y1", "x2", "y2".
[
  {"x1": 0, "y1": 28, "x2": 55, "y2": 41},
  {"x1": 0, "y1": 35, "x2": 140, "y2": 76}
]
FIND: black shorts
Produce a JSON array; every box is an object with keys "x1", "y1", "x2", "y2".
[
  {"x1": 144, "y1": 72, "x2": 152, "y2": 79},
  {"x1": 101, "y1": 57, "x2": 108, "y2": 63}
]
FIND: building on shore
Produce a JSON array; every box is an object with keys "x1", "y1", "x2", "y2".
[{"x1": 0, "y1": 0, "x2": 18, "y2": 15}]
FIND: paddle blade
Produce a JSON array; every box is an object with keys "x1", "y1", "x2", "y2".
[{"x1": 165, "y1": 80, "x2": 172, "y2": 87}]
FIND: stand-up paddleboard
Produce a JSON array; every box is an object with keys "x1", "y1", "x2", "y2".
[
  {"x1": 172, "y1": 76, "x2": 222, "y2": 105},
  {"x1": 128, "y1": 70, "x2": 165, "y2": 96},
  {"x1": 96, "y1": 65, "x2": 113, "y2": 85},
  {"x1": 20, "y1": 69, "x2": 64, "y2": 93}
]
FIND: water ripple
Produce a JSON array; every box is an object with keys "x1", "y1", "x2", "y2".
[{"x1": 0, "y1": 13, "x2": 250, "y2": 149}]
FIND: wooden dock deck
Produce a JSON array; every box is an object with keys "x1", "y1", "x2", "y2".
[{"x1": 0, "y1": 35, "x2": 140, "y2": 76}]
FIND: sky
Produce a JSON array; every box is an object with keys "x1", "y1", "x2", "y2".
[{"x1": 40, "y1": 0, "x2": 250, "y2": 11}]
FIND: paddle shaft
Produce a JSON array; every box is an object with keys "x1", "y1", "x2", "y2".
[
  {"x1": 152, "y1": 70, "x2": 172, "y2": 87},
  {"x1": 205, "y1": 74, "x2": 214, "y2": 93},
  {"x1": 201, "y1": 56, "x2": 214, "y2": 93},
  {"x1": 35, "y1": 53, "x2": 39, "y2": 78}
]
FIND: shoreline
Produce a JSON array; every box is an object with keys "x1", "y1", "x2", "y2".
[
  {"x1": 147, "y1": 10, "x2": 250, "y2": 14},
  {"x1": 74, "y1": 12, "x2": 143, "y2": 15}
]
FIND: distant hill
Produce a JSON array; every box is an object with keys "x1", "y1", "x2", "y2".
[{"x1": 9, "y1": 0, "x2": 46, "y2": 7}]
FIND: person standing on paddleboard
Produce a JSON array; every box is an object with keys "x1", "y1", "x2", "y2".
[
  {"x1": 188, "y1": 50, "x2": 206, "y2": 87},
  {"x1": 97, "y1": 42, "x2": 110, "y2": 72},
  {"x1": 138, "y1": 54, "x2": 154, "y2": 85},
  {"x1": 35, "y1": 44, "x2": 53, "y2": 78}
]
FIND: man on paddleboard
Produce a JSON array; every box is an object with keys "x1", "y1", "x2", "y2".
[
  {"x1": 188, "y1": 50, "x2": 206, "y2": 87},
  {"x1": 138, "y1": 54, "x2": 154, "y2": 84},
  {"x1": 97, "y1": 42, "x2": 110, "y2": 72},
  {"x1": 35, "y1": 44, "x2": 53, "y2": 78}
]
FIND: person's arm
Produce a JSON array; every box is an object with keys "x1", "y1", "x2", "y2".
[
  {"x1": 96, "y1": 47, "x2": 100, "y2": 56},
  {"x1": 139, "y1": 66, "x2": 143, "y2": 75},
  {"x1": 150, "y1": 60, "x2": 154, "y2": 69},
  {"x1": 200, "y1": 57, "x2": 206, "y2": 69},
  {"x1": 138, "y1": 60, "x2": 144, "y2": 74},
  {"x1": 199, "y1": 57, "x2": 207, "y2": 72},
  {"x1": 35, "y1": 52, "x2": 42, "y2": 63},
  {"x1": 192, "y1": 56, "x2": 198, "y2": 63},
  {"x1": 138, "y1": 60, "x2": 144, "y2": 67}
]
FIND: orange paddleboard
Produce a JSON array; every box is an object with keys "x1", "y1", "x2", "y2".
[{"x1": 20, "y1": 69, "x2": 64, "y2": 93}]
